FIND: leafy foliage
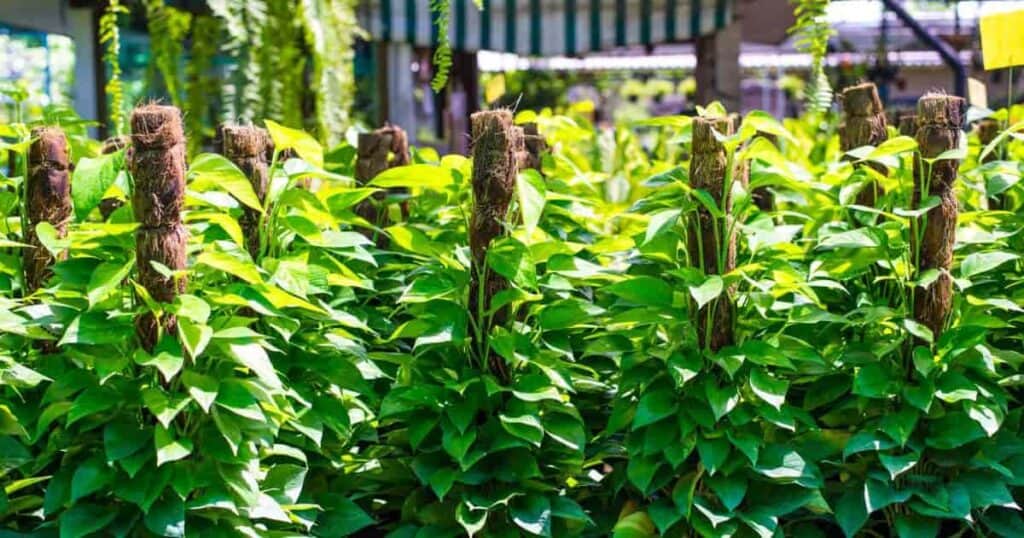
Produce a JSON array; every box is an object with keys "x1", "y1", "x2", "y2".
[{"x1": 6, "y1": 80, "x2": 1024, "y2": 537}]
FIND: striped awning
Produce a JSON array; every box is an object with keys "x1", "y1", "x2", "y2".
[{"x1": 359, "y1": 0, "x2": 735, "y2": 57}]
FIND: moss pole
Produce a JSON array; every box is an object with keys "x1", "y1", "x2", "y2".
[
  {"x1": 913, "y1": 94, "x2": 965, "y2": 339},
  {"x1": 221, "y1": 124, "x2": 271, "y2": 256},
  {"x1": 688, "y1": 116, "x2": 735, "y2": 351},
  {"x1": 24, "y1": 127, "x2": 72, "y2": 294},
  {"x1": 129, "y1": 105, "x2": 187, "y2": 351},
  {"x1": 840, "y1": 82, "x2": 889, "y2": 207},
  {"x1": 469, "y1": 110, "x2": 517, "y2": 382},
  {"x1": 355, "y1": 125, "x2": 412, "y2": 239}
]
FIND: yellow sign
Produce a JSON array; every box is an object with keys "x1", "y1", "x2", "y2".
[{"x1": 980, "y1": 9, "x2": 1024, "y2": 70}]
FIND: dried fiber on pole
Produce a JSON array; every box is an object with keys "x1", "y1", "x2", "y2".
[
  {"x1": 99, "y1": 135, "x2": 130, "y2": 220},
  {"x1": 688, "y1": 116, "x2": 735, "y2": 352},
  {"x1": 129, "y1": 105, "x2": 187, "y2": 352},
  {"x1": 23, "y1": 127, "x2": 72, "y2": 294},
  {"x1": 898, "y1": 113, "x2": 918, "y2": 138},
  {"x1": 976, "y1": 118, "x2": 1004, "y2": 209},
  {"x1": 840, "y1": 82, "x2": 889, "y2": 206},
  {"x1": 355, "y1": 125, "x2": 412, "y2": 237},
  {"x1": 912, "y1": 94, "x2": 965, "y2": 339},
  {"x1": 518, "y1": 122, "x2": 547, "y2": 173},
  {"x1": 469, "y1": 110, "x2": 518, "y2": 382},
  {"x1": 221, "y1": 125, "x2": 271, "y2": 256}
]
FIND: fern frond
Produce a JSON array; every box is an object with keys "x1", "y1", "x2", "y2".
[
  {"x1": 787, "y1": 0, "x2": 834, "y2": 113},
  {"x1": 430, "y1": 0, "x2": 453, "y2": 91}
]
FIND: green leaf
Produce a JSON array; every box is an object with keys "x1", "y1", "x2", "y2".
[
  {"x1": 369, "y1": 163, "x2": 455, "y2": 190},
  {"x1": 706, "y1": 382, "x2": 739, "y2": 421},
  {"x1": 135, "y1": 336, "x2": 185, "y2": 383},
  {"x1": 154, "y1": 426, "x2": 192, "y2": 466},
  {"x1": 925, "y1": 412, "x2": 986, "y2": 449},
  {"x1": 632, "y1": 389, "x2": 678, "y2": 428},
  {"x1": 182, "y1": 370, "x2": 219, "y2": 413},
  {"x1": 895, "y1": 514, "x2": 939, "y2": 538},
  {"x1": 607, "y1": 276, "x2": 674, "y2": 307},
  {"x1": 145, "y1": 493, "x2": 185, "y2": 537},
  {"x1": 511, "y1": 494, "x2": 552, "y2": 536},
  {"x1": 645, "y1": 209, "x2": 681, "y2": 244},
  {"x1": 59, "y1": 502, "x2": 117, "y2": 538},
  {"x1": 961, "y1": 251, "x2": 1019, "y2": 278},
  {"x1": 853, "y1": 363, "x2": 894, "y2": 398},
  {"x1": 34, "y1": 221, "x2": 70, "y2": 256},
  {"x1": 72, "y1": 150, "x2": 123, "y2": 221},
  {"x1": 834, "y1": 488, "x2": 868, "y2": 538},
  {"x1": 690, "y1": 275, "x2": 724, "y2": 309},
  {"x1": 86, "y1": 258, "x2": 133, "y2": 306},
  {"x1": 707, "y1": 474, "x2": 747, "y2": 512},
  {"x1": 196, "y1": 250, "x2": 262, "y2": 284},
  {"x1": 104, "y1": 419, "x2": 149, "y2": 461},
  {"x1": 749, "y1": 369, "x2": 788, "y2": 410},
  {"x1": 487, "y1": 237, "x2": 537, "y2": 289},
  {"x1": 188, "y1": 153, "x2": 264, "y2": 212},
  {"x1": 516, "y1": 169, "x2": 547, "y2": 234},
  {"x1": 457, "y1": 501, "x2": 488, "y2": 537},
  {"x1": 70, "y1": 457, "x2": 112, "y2": 502},
  {"x1": 499, "y1": 413, "x2": 544, "y2": 446},
  {"x1": 613, "y1": 512, "x2": 657, "y2": 538},
  {"x1": 411, "y1": 454, "x2": 458, "y2": 500},
  {"x1": 315, "y1": 494, "x2": 374, "y2": 536},
  {"x1": 265, "y1": 119, "x2": 323, "y2": 168}
]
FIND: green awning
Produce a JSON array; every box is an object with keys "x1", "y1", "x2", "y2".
[{"x1": 360, "y1": 0, "x2": 734, "y2": 56}]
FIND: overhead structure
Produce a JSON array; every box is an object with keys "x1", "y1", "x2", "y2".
[{"x1": 359, "y1": 0, "x2": 736, "y2": 57}]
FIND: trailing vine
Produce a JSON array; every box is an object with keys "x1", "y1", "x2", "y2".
[
  {"x1": 207, "y1": 0, "x2": 267, "y2": 123},
  {"x1": 143, "y1": 0, "x2": 193, "y2": 108},
  {"x1": 299, "y1": 0, "x2": 361, "y2": 145},
  {"x1": 429, "y1": 0, "x2": 452, "y2": 91},
  {"x1": 259, "y1": 0, "x2": 306, "y2": 128},
  {"x1": 99, "y1": 0, "x2": 128, "y2": 135},
  {"x1": 185, "y1": 15, "x2": 220, "y2": 156},
  {"x1": 788, "y1": 0, "x2": 834, "y2": 112}
]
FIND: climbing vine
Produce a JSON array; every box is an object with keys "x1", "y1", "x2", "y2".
[{"x1": 185, "y1": 15, "x2": 220, "y2": 156}]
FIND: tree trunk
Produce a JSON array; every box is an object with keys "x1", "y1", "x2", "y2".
[
  {"x1": 688, "y1": 116, "x2": 735, "y2": 352},
  {"x1": 221, "y1": 124, "x2": 271, "y2": 257},
  {"x1": 912, "y1": 94, "x2": 965, "y2": 339},
  {"x1": 469, "y1": 110, "x2": 518, "y2": 382},
  {"x1": 129, "y1": 105, "x2": 188, "y2": 352},
  {"x1": 24, "y1": 127, "x2": 72, "y2": 294},
  {"x1": 840, "y1": 82, "x2": 889, "y2": 207},
  {"x1": 355, "y1": 124, "x2": 412, "y2": 241}
]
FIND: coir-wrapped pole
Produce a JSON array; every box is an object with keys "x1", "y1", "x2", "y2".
[
  {"x1": 355, "y1": 125, "x2": 411, "y2": 239},
  {"x1": 840, "y1": 82, "x2": 889, "y2": 207},
  {"x1": 688, "y1": 117, "x2": 735, "y2": 351},
  {"x1": 23, "y1": 127, "x2": 72, "y2": 294},
  {"x1": 221, "y1": 125, "x2": 271, "y2": 257},
  {"x1": 898, "y1": 113, "x2": 918, "y2": 138},
  {"x1": 976, "y1": 118, "x2": 1004, "y2": 209},
  {"x1": 129, "y1": 105, "x2": 188, "y2": 351},
  {"x1": 912, "y1": 94, "x2": 964, "y2": 339},
  {"x1": 469, "y1": 110, "x2": 518, "y2": 382},
  {"x1": 99, "y1": 135, "x2": 129, "y2": 220},
  {"x1": 517, "y1": 122, "x2": 547, "y2": 173}
]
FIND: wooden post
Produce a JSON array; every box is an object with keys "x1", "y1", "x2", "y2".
[
  {"x1": 24, "y1": 127, "x2": 72, "y2": 294},
  {"x1": 976, "y1": 118, "x2": 1003, "y2": 209},
  {"x1": 129, "y1": 105, "x2": 187, "y2": 352},
  {"x1": 355, "y1": 124, "x2": 412, "y2": 238},
  {"x1": 99, "y1": 135, "x2": 129, "y2": 220},
  {"x1": 840, "y1": 82, "x2": 889, "y2": 206},
  {"x1": 688, "y1": 116, "x2": 735, "y2": 351},
  {"x1": 221, "y1": 125, "x2": 271, "y2": 257},
  {"x1": 913, "y1": 94, "x2": 964, "y2": 339},
  {"x1": 469, "y1": 110, "x2": 517, "y2": 382}
]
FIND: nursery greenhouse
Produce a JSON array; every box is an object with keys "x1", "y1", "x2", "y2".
[{"x1": 2, "y1": 0, "x2": 1024, "y2": 536}]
